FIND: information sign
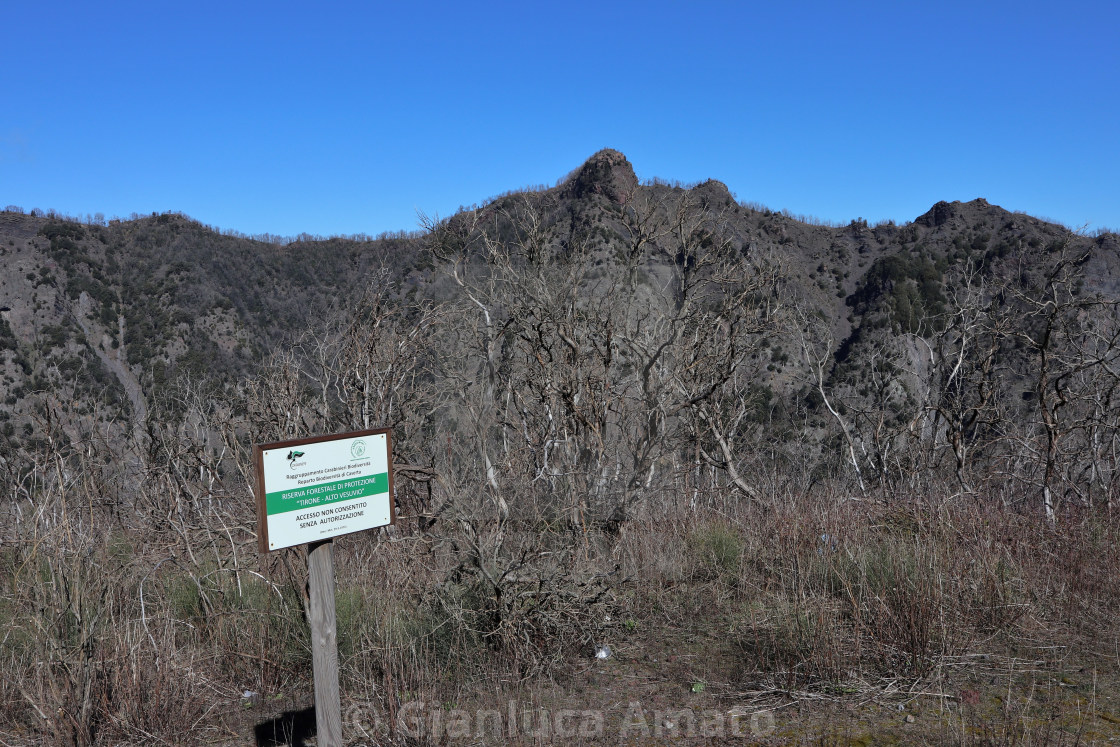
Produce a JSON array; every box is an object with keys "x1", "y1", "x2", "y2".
[{"x1": 255, "y1": 428, "x2": 394, "y2": 552}]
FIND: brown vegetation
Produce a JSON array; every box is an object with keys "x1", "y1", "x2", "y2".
[{"x1": 2, "y1": 154, "x2": 1120, "y2": 744}]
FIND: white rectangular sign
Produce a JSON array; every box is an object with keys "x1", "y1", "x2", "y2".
[{"x1": 255, "y1": 428, "x2": 394, "y2": 552}]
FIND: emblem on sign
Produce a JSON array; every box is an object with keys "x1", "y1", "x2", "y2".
[{"x1": 351, "y1": 440, "x2": 366, "y2": 459}]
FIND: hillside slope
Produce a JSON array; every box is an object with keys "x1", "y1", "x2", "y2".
[{"x1": 1, "y1": 150, "x2": 1117, "y2": 469}]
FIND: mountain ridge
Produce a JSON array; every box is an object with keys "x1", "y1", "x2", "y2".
[{"x1": 1, "y1": 151, "x2": 1117, "y2": 445}]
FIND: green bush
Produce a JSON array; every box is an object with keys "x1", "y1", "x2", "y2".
[
  {"x1": 0, "y1": 319, "x2": 16, "y2": 351},
  {"x1": 689, "y1": 523, "x2": 743, "y2": 580}
]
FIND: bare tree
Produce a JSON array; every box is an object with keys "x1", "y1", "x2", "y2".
[{"x1": 1001, "y1": 240, "x2": 1120, "y2": 520}]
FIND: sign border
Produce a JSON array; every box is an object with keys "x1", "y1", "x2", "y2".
[{"x1": 254, "y1": 427, "x2": 395, "y2": 554}]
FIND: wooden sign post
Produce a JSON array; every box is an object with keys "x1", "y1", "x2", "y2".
[
  {"x1": 255, "y1": 428, "x2": 395, "y2": 747},
  {"x1": 308, "y1": 539, "x2": 341, "y2": 745}
]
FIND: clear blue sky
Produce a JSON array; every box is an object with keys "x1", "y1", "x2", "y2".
[{"x1": 3, "y1": 1, "x2": 1117, "y2": 237}]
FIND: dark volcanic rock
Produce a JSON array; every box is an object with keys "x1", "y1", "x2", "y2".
[
  {"x1": 694, "y1": 179, "x2": 734, "y2": 209},
  {"x1": 561, "y1": 149, "x2": 639, "y2": 204},
  {"x1": 915, "y1": 200, "x2": 960, "y2": 228}
]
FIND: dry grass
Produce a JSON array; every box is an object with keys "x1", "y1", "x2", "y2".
[{"x1": 2, "y1": 426, "x2": 1119, "y2": 745}]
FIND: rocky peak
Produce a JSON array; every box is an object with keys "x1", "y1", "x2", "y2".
[
  {"x1": 693, "y1": 179, "x2": 734, "y2": 208},
  {"x1": 561, "y1": 149, "x2": 638, "y2": 204},
  {"x1": 915, "y1": 200, "x2": 961, "y2": 228}
]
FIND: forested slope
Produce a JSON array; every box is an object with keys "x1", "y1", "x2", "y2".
[{"x1": 3, "y1": 152, "x2": 1120, "y2": 744}]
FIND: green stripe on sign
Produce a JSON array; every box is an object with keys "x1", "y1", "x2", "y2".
[{"x1": 266, "y1": 472, "x2": 389, "y2": 515}]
